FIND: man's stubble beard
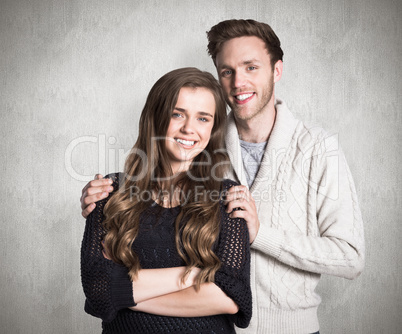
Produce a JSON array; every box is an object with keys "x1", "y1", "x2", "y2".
[{"x1": 228, "y1": 80, "x2": 274, "y2": 122}]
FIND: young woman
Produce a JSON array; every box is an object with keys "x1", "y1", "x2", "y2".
[{"x1": 80, "y1": 67, "x2": 252, "y2": 333}]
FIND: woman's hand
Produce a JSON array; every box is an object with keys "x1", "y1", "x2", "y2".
[
  {"x1": 182, "y1": 267, "x2": 201, "y2": 289},
  {"x1": 101, "y1": 239, "x2": 201, "y2": 303}
]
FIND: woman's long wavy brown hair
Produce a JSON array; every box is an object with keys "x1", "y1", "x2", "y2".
[{"x1": 102, "y1": 67, "x2": 229, "y2": 289}]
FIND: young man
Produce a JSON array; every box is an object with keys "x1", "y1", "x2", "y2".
[{"x1": 80, "y1": 19, "x2": 364, "y2": 334}]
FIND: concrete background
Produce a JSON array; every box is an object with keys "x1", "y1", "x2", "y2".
[{"x1": 1, "y1": 0, "x2": 401, "y2": 333}]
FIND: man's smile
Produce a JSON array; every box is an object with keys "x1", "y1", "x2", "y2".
[{"x1": 234, "y1": 92, "x2": 255, "y2": 104}]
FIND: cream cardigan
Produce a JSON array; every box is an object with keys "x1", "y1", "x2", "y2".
[{"x1": 225, "y1": 99, "x2": 365, "y2": 334}]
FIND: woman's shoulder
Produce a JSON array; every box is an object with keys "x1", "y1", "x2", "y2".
[
  {"x1": 104, "y1": 172, "x2": 125, "y2": 189},
  {"x1": 218, "y1": 180, "x2": 250, "y2": 244},
  {"x1": 221, "y1": 178, "x2": 241, "y2": 192},
  {"x1": 87, "y1": 173, "x2": 124, "y2": 218},
  {"x1": 220, "y1": 179, "x2": 241, "y2": 207},
  {"x1": 219, "y1": 179, "x2": 248, "y2": 228}
]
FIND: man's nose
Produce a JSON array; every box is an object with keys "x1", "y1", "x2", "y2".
[{"x1": 233, "y1": 71, "x2": 246, "y2": 88}]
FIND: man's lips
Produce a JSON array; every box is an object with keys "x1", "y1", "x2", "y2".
[{"x1": 233, "y1": 92, "x2": 255, "y2": 104}]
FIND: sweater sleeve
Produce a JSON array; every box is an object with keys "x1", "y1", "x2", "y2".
[
  {"x1": 80, "y1": 173, "x2": 135, "y2": 322},
  {"x1": 213, "y1": 179, "x2": 252, "y2": 329},
  {"x1": 251, "y1": 133, "x2": 365, "y2": 279}
]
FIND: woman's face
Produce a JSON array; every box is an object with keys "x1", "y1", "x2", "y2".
[{"x1": 165, "y1": 87, "x2": 216, "y2": 174}]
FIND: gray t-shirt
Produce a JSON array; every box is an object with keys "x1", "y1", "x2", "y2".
[{"x1": 239, "y1": 139, "x2": 267, "y2": 187}]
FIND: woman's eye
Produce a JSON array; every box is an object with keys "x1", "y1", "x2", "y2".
[{"x1": 172, "y1": 113, "x2": 183, "y2": 118}]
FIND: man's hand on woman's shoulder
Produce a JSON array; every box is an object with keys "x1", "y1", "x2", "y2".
[{"x1": 80, "y1": 174, "x2": 114, "y2": 218}]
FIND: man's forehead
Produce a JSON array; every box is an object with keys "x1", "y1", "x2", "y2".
[{"x1": 215, "y1": 36, "x2": 270, "y2": 68}]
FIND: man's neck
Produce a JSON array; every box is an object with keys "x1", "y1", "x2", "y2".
[{"x1": 235, "y1": 103, "x2": 276, "y2": 143}]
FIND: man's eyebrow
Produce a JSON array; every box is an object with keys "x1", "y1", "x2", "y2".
[
  {"x1": 218, "y1": 58, "x2": 261, "y2": 70},
  {"x1": 243, "y1": 59, "x2": 260, "y2": 65}
]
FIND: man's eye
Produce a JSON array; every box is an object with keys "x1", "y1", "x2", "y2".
[
  {"x1": 247, "y1": 66, "x2": 256, "y2": 71},
  {"x1": 221, "y1": 70, "x2": 232, "y2": 77}
]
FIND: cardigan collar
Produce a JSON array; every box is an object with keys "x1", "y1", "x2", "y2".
[{"x1": 224, "y1": 99, "x2": 300, "y2": 191}]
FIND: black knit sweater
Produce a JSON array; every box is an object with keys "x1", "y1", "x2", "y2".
[{"x1": 81, "y1": 173, "x2": 252, "y2": 333}]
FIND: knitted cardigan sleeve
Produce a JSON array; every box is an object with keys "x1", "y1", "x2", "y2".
[
  {"x1": 80, "y1": 173, "x2": 135, "y2": 322},
  {"x1": 251, "y1": 131, "x2": 365, "y2": 280},
  {"x1": 213, "y1": 179, "x2": 252, "y2": 329}
]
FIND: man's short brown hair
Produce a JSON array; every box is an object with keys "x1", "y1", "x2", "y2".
[{"x1": 207, "y1": 19, "x2": 284, "y2": 69}]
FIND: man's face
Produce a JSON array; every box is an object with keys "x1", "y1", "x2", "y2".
[{"x1": 215, "y1": 36, "x2": 277, "y2": 122}]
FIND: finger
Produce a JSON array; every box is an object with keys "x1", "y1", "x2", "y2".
[
  {"x1": 226, "y1": 199, "x2": 250, "y2": 213},
  {"x1": 82, "y1": 177, "x2": 112, "y2": 195},
  {"x1": 223, "y1": 187, "x2": 247, "y2": 203},
  {"x1": 82, "y1": 175, "x2": 106, "y2": 194},
  {"x1": 224, "y1": 192, "x2": 249, "y2": 204},
  {"x1": 81, "y1": 191, "x2": 109, "y2": 210},
  {"x1": 225, "y1": 189, "x2": 255, "y2": 208},
  {"x1": 86, "y1": 184, "x2": 113, "y2": 196},
  {"x1": 81, "y1": 180, "x2": 113, "y2": 198},
  {"x1": 81, "y1": 181, "x2": 90, "y2": 195},
  {"x1": 81, "y1": 203, "x2": 96, "y2": 218},
  {"x1": 81, "y1": 192, "x2": 110, "y2": 209},
  {"x1": 228, "y1": 209, "x2": 248, "y2": 220},
  {"x1": 102, "y1": 250, "x2": 111, "y2": 260},
  {"x1": 89, "y1": 178, "x2": 113, "y2": 188},
  {"x1": 226, "y1": 185, "x2": 247, "y2": 195}
]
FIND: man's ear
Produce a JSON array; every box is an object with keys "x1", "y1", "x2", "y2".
[{"x1": 273, "y1": 60, "x2": 283, "y2": 83}]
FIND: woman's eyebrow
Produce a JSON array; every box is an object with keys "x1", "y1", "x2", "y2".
[{"x1": 198, "y1": 111, "x2": 214, "y2": 118}]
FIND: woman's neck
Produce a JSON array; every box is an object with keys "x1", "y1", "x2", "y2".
[
  {"x1": 170, "y1": 160, "x2": 192, "y2": 175},
  {"x1": 153, "y1": 184, "x2": 183, "y2": 208}
]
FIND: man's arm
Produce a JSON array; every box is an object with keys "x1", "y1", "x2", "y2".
[
  {"x1": 80, "y1": 174, "x2": 113, "y2": 218},
  {"x1": 225, "y1": 140, "x2": 365, "y2": 280}
]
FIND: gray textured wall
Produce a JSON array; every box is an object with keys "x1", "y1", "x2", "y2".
[{"x1": 1, "y1": 0, "x2": 401, "y2": 333}]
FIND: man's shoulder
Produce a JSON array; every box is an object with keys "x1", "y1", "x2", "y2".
[
  {"x1": 298, "y1": 120, "x2": 329, "y2": 140},
  {"x1": 281, "y1": 106, "x2": 334, "y2": 152},
  {"x1": 293, "y1": 124, "x2": 341, "y2": 164},
  {"x1": 279, "y1": 103, "x2": 338, "y2": 156},
  {"x1": 277, "y1": 100, "x2": 326, "y2": 134}
]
